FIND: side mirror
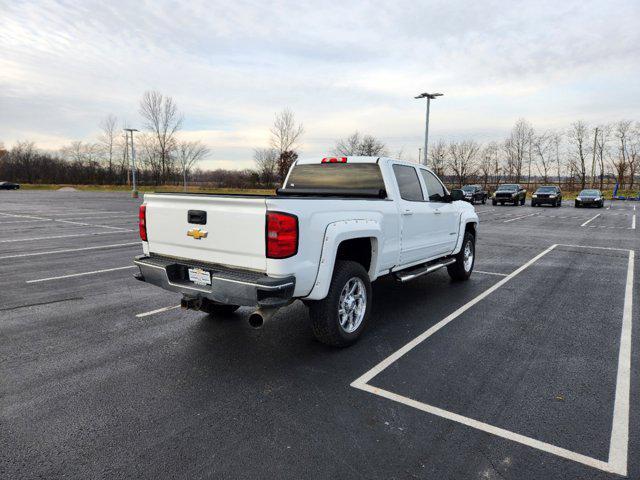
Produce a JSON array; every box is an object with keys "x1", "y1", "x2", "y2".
[{"x1": 450, "y1": 189, "x2": 465, "y2": 202}]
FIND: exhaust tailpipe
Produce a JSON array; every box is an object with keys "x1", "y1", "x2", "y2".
[{"x1": 248, "y1": 308, "x2": 278, "y2": 329}]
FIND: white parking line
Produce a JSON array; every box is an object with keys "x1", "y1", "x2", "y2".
[
  {"x1": 53, "y1": 219, "x2": 132, "y2": 230},
  {"x1": 136, "y1": 305, "x2": 181, "y2": 318},
  {"x1": 503, "y1": 213, "x2": 537, "y2": 223},
  {"x1": 26, "y1": 266, "x2": 137, "y2": 283},
  {"x1": 607, "y1": 250, "x2": 634, "y2": 474},
  {"x1": 0, "y1": 230, "x2": 136, "y2": 243},
  {"x1": 351, "y1": 244, "x2": 634, "y2": 475},
  {"x1": 0, "y1": 214, "x2": 137, "y2": 225},
  {"x1": 581, "y1": 213, "x2": 601, "y2": 227},
  {"x1": 0, "y1": 211, "x2": 132, "y2": 231},
  {"x1": 0, "y1": 212, "x2": 48, "y2": 220},
  {"x1": 632, "y1": 214, "x2": 636, "y2": 230},
  {"x1": 0, "y1": 242, "x2": 140, "y2": 259},
  {"x1": 474, "y1": 270, "x2": 509, "y2": 277}
]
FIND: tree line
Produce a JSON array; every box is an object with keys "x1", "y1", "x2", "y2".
[
  {"x1": 0, "y1": 91, "x2": 209, "y2": 189},
  {"x1": 428, "y1": 119, "x2": 639, "y2": 191},
  {"x1": 1, "y1": 96, "x2": 638, "y2": 192}
]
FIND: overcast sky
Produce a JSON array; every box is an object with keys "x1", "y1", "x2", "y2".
[{"x1": 1, "y1": 0, "x2": 639, "y2": 169}]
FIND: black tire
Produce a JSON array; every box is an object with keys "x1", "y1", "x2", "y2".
[
  {"x1": 520, "y1": 197, "x2": 525, "y2": 206},
  {"x1": 575, "y1": 202, "x2": 580, "y2": 208},
  {"x1": 492, "y1": 199, "x2": 497, "y2": 206},
  {"x1": 532, "y1": 202, "x2": 536, "y2": 207},
  {"x1": 199, "y1": 298, "x2": 240, "y2": 316},
  {"x1": 306, "y1": 260, "x2": 372, "y2": 347},
  {"x1": 448, "y1": 231, "x2": 475, "y2": 281},
  {"x1": 482, "y1": 197, "x2": 486, "y2": 204}
]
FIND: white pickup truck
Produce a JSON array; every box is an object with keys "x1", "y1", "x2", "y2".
[{"x1": 134, "y1": 156, "x2": 478, "y2": 346}]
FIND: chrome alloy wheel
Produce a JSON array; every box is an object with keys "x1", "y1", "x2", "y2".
[
  {"x1": 463, "y1": 239, "x2": 474, "y2": 272},
  {"x1": 338, "y1": 277, "x2": 367, "y2": 333}
]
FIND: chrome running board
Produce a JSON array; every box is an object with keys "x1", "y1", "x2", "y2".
[{"x1": 394, "y1": 258, "x2": 456, "y2": 283}]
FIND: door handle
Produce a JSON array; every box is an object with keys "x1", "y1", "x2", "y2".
[{"x1": 402, "y1": 209, "x2": 413, "y2": 215}]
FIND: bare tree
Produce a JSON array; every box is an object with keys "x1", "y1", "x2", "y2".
[
  {"x1": 532, "y1": 132, "x2": 553, "y2": 183},
  {"x1": 254, "y1": 148, "x2": 278, "y2": 186},
  {"x1": 568, "y1": 121, "x2": 589, "y2": 189},
  {"x1": 270, "y1": 109, "x2": 304, "y2": 181},
  {"x1": 480, "y1": 142, "x2": 499, "y2": 188},
  {"x1": 503, "y1": 119, "x2": 532, "y2": 183},
  {"x1": 334, "y1": 131, "x2": 388, "y2": 157},
  {"x1": 176, "y1": 140, "x2": 209, "y2": 191},
  {"x1": 627, "y1": 122, "x2": 639, "y2": 189},
  {"x1": 139, "y1": 91, "x2": 183, "y2": 182},
  {"x1": 428, "y1": 139, "x2": 447, "y2": 177},
  {"x1": 593, "y1": 125, "x2": 611, "y2": 190},
  {"x1": 447, "y1": 140, "x2": 480, "y2": 187},
  {"x1": 612, "y1": 120, "x2": 632, "y2": 189},
  {"x1": 99, "y1": 114, "x2": 118, "y2": 180},
  {"x1": 548, "y1": 130, "x2": 563, "y2": 184}
]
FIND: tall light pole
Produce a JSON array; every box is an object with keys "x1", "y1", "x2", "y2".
[
  {"x1": 415, "y1": 92, "x2": 443, "y2": 165},
  {"x1": 124, "y1": 128, "x2": 139, "y2": 198}
]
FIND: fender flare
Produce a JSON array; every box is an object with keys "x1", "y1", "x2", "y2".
[
  {"x1": 452, "y1": 213, "x2": 479, "y2": 254},
  {"x1": 303, "y1": 219, "x2": 382, "y2": 301}
]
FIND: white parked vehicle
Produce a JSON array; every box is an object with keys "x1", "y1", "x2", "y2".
[{"x1": 134, "y1": 156, "x2": 479, "y2": 346}]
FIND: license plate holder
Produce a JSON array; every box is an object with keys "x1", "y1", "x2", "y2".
[{"x1": 188, "y1": 267, "x2": 211, "y2": 286}]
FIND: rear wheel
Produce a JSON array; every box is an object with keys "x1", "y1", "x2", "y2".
[
  {"x1": 199, "y1": 299, "x2": 240, "y2": 316},
  {"x1": 307, "y1": 260, "x2": 372, "y2": 347},
  {"x1": 448, "y1": 231, "x2": 475, "y2": 281}
]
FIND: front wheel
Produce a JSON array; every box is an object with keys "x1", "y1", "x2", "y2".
[
  {"x1": 448, "y1": 232, "x2": 475, "y2": 281},
  {"x1": 492, "y1": 199, "x2": 497, "y2": 206},
  {"x1": 307, "y1": 260, "x2": 372, "y2": 347},
  {"x1": 482, "y1": 197, "x2": 486, "y2": 204}
]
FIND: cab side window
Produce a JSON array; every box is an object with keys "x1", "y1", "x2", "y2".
[
  {"x1": 392, "y1": 165, "x2": 424, "y2": 201},
  {"x1": 420, "y1": 170, "x2": 447, "y2": 202}
]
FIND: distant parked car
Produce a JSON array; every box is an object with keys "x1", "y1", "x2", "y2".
[
  {"x1": 0, "y1": 181, "x2": 20, "y2": 190},
  {"x1": 461, "y1": 185, "x2": 488, "y2": 204},
  {"x1": 531, "y1": 185, "x2": 562, "y2": 207},
  {"x1": 575, "y1": 189, "x2": 604, "y2": 208},
  {"x1": 492, "y1": 184, "x2": 526, "y2": 206}
]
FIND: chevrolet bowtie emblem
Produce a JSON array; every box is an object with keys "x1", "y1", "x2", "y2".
[{"x1": 187, "y1": 228, "x2": 208, "y2": 240}]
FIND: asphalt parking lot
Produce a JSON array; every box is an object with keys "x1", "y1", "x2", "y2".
[{"x1": 1, "y1": 190, "x2": 638, "y2": 479}]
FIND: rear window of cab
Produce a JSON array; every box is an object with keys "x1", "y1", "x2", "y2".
[{"x1": 286, "y1": 163, "x2": 385, "y2": 190}]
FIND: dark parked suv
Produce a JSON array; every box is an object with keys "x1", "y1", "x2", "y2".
[
  {"x1": 461, "y1": 185, "x2": 488, "y2": 204},
  {"x1": 531, "y1": 185, "x2": 562, "y2": 207},
  {"x1": 492, "y1": 184, "x2": 526, "y2": 206}
]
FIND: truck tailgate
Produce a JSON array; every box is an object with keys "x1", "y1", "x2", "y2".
[{"x1": 144, "y1": 194, "x2": 267, "y2": 271}]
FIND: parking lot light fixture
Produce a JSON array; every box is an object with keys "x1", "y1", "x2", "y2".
[{"x1": 415, "y1": 92, "x2": 443, "y2": 166}]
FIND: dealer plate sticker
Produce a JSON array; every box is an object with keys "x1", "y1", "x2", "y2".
[{"x1": 188, "y1": 267, "x2": 211, "y2": 286}]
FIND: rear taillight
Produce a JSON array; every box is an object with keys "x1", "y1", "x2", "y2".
[
  {"x1": 266, "y1": 212, "x2": 298, "y2": 259},
  {"x1": 139, "y1": 205, "x2": 147, "y2": 241}
]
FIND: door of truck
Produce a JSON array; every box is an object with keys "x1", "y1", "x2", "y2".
[
  {"x1": 418, "y1": 168, "x2": 459, "y2": 255},
  {"x1": 392, "y1": 164, "x2": 440, "y2": 265}
]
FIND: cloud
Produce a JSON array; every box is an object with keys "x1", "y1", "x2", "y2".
[{"x1": 1, "y1": 0, "x2": 639, "y2": 166}]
